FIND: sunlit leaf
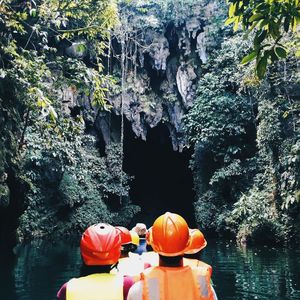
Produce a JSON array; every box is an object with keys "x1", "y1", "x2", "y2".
[
  {"x1": 225, "y1": 17, "x2": 237, "y2": 26},
  {"x1": 229, "y1": 3, "x2": 237, "y2": 18},
  {"x1": 249, "y1": 13, "x2": 264, "y2": 22},
  {"x1": 241, "y1": 51, "x2": 257, "y2": 64}
]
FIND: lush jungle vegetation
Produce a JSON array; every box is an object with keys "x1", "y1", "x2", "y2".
[
  {"x1": 186, "y1": 0, "x2": 300, "y2": 244},
  {"x1": 0, "y1": 0, "x2": 299, "y2": 248},
  {"x1": 0, "y1": 0, "x2": 138, "y2": 248}
]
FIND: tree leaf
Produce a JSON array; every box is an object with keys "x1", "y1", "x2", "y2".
[
  {"x1": 269, "y1": 48, "x2": 278, "y2": 63},
  {"x1": 249, "y1": 13, "x2": 264, "y2": 23},
  {"x1": 284, "y1": 16, "x2": 291, "y2": 32},
  {"x1": 241, "y1": 51, "x2": 257, "y2": 64},
  {"x1": 229, "y1": 3, "x2": 237, "y2": 18},
  {"x1": 292, "y1": 17, "x2": 298, "y2": 32},
  {"x1": 274, "y1": 46, "x2": 287, "y2": 58},
  {"x1": 256, "y1": 54, "x2": 268, "y2": 79},
  {"x1": 254, "y1": 29, "x2": 267, "y2": 46},
  {"x1": 234, "y1": 17, "x2": 239, "y2": 31},
  {"x1": 225, "y1": 17, "x2": 236, "y2": 26}
]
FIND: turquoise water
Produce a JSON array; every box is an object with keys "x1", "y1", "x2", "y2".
[{"x1": 0, "y1": 239, "x2": 300, "y2": 299}]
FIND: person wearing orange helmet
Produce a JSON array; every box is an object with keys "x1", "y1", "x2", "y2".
[
  {"x1": 127, "y1": 212, "x2": 218, "y2": 300},
  {"x1": 56, "y1": 223, "x2": 134, "y2": 300},
  {"x1": 136, "y1": 227, "x2": 213, "y2": 271},
  {"x1": 183, "y1": 228, "x2": 212, "y2": 274}
]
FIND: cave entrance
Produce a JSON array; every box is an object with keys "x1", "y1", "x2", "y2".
[{"x1": 123, "y1": 121, "x2": 196, "y2": 228}]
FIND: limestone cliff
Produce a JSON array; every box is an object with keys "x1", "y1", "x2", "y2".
[{"x1": 62, "y1": 0, "x2": 222, "y2": 151}]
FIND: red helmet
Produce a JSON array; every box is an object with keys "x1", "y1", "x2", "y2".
[
  {"x1": 80, "y1": 223, "x2": 122, "y2": 265},
  {"x1": 148, "y1": 212, "x2": 190, "y2": 256},
  {"x1": 184, "y1": 229, "x2": 207, "y2": 254},
  {"x1": 116, "y1": 226, "x2": 132, "y2": 245}
]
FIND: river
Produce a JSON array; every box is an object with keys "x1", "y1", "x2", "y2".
[{"x1": 0, "y1": 239, "x2": 299, "y2": 300}]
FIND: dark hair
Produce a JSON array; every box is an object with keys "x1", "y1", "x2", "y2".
[
  {"x1": 121, "y1": 243, "x2": 137, "y2": 255},
  {"x1": 159, "y1": 255, "x2": 182, "y2": 266},
  {"x1": 80, "y1": 264, "x2": 113, "y2": 276}
]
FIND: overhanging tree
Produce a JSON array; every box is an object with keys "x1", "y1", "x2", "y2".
[{"x1": 225, "y1": 0, "x2": 300, "y2": 78}]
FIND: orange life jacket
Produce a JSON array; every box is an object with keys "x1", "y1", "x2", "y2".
[
  {"x1": 139, "y1": 251, "x2": 212, "y2": 277},
  {"x1": 140, "y1": 265, "x2": 214, "y2": 300},
  {"x1": 66, "y1": 273, "x2": 123, "y2": 300}
]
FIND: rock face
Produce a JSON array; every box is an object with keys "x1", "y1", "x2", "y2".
[
  {"x1": 196, "y1": 31, "x2": 207, "y2": 63},
  {"x1": 147, "y1": 33, "x2": 170, "y2": 71},
  {"x1": 106, "y1": 3, "x2": 211, "y2": 151},
  {"x1": 63, "y1": 1, "x2": 215, "y2": 151},
  {"x1": 186, "y1": 17, "x2": 202, "y2": 39},
  {"x1": 176, "y1": 62, "x2": 197, "y2": 108}
]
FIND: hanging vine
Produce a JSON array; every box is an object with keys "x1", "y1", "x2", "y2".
[{"x1": 119, "y1": 33, "x2": 126, "y2": 204}]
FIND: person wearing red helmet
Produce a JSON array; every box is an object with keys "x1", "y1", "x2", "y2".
[
  {"x1": 116, "y1": 226, "x2": 139, "y2": 256},
  {"x1": 56, "y1": 223, "x2": 134, "y2": 300},
  {"x1": 127, "y1": 212, "x2": 218, "y2": 300}
]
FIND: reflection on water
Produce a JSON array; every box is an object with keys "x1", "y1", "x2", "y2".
[
  {"x1": 0, "y1": 240, "x2": 81, "y2": 300},
  {"x1": 202, "y1": 240, "x2": 300, "y2": 300},
  {"x1": 0, "y1": 239, "x2": 300, "y2": 300}
]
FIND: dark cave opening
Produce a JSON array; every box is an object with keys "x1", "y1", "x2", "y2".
[{"x1": 123, "y1": 120, "x2": 196, "y2": 228}]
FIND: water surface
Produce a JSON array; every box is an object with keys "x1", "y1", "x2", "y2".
[{"x1": 0, "y1": 239, "x2": 300, "y2": 299}]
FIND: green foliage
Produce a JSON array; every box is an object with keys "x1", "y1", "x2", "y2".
[
  {"x1": 226, "y1": 179, "x2": 289, "y2": 244},
  {"x1": 187, "y1": 22, "x2": 300, "y2": 244},
  {"x1": 0, "y1": 0, "x2": 118, "y2": 123},
  {"x1": 209, "y1": 159, "x2": 243, "y2": 186},
  {"x1": 257, "y1": 99, "x2": 282, "y2": 152},
  {"x1": 17, "y1": 119, "x2": 135, "y2": 241},
  {"x1": 0, "y1": 77, "x2": 25, "y2": 225},
  {"x1": 225, "y1": 0, "x2": 300, "y2": 78},
  {"x1": 0, "y1": 184, "x2": 10, "y2": 208},
  {"x1": 0, "y1": 0, "x2": 120, "y2": 245},
  {"x1": 185, "y1": 34, "x2": 255, "y2": 179},
  {"x1": 186, "y1": 90, "x2": 252, "y2": 150},
  {"x1": 278, "y1": 143, "x2": 300, "y2": 209},
  {"x1": 193, "y1": 190, "x2": 220, "y2": 232}
]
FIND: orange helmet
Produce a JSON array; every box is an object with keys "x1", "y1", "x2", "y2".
[
  {"x1": 148, "y1": 212, "x2": 190, "y2": 256},
  {"x1": 80, "y1": 223, "x2": 122, "y2": 266},
  {"x1": 184, "y1": 229, "x2": 207, "y2": 254},
  {"x1": 116, "y1": 226, "x2": 132, "y2": 245}
]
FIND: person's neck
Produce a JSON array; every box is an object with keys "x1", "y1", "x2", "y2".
[{"x1": 159, "y1": 257, "x2": 183, "y2": 267}]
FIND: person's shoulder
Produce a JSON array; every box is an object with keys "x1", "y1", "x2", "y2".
[
  {"x1": 123, "y1": 275, "x2": 135, "y2": 299},
  {"x1": 56, "y1": 276, "x2": 81, "y2": 300},
  {"x1": 192, "y1": 260, "x2": 213, "y2": 277},
  {"x1": 123, "y1": 275, "x2": 135, "y2": 287},
  {"x1": 127, "y1": 281, "x2": 143, "y2": 300},
  {"x1": 56, "y1": 282, "x2": 68, "y2": 300}
]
